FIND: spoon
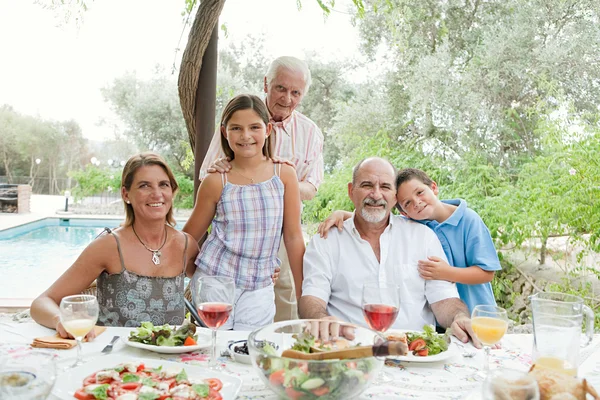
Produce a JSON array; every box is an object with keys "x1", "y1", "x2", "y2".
[{"x1": 281, "y1": 341, "x2": 408, "y2": 361}]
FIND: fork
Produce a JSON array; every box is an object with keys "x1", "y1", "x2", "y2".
[
  {"x1": 455, "y1": 341, "x2": 477, "y2": 358},
  {"x1": 101, "y1": 336, "x2": 120, "y2": 354}
]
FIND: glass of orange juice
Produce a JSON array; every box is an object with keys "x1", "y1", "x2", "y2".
[
  {"x1": 59, "y1": 294, "x2": 99, "y2": 368},
  {"x1": 471, "y1": 305, "x2": 509, "y2": 376}
]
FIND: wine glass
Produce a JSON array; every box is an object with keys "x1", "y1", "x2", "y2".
[
  {"x1": 482, "y1": 368, "x2": 539, "y2": 399},
  {"x1": 59, "y1": 294, "x2": 99, "y2": 368},
  {"x1": 471, "y1": 305, "x2": 508, "y2": 377},
  {"x1": 361, "y1": 281, "x2": 400, "y2": 383},
  {"x1": 194, "y1": 276, "x2": 236, "y2": 370},
  {"x1": 0, "y1": 348, "x2": 57, "y2": 400}
]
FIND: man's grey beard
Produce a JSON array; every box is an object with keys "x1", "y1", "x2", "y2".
[{"x1": 360, "y1": 198, "x2": 388, "y2": 223}]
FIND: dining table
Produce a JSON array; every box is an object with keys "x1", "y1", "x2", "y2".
[{"x1": 1, "y1": 322, "x2": 600, "y2": 400}]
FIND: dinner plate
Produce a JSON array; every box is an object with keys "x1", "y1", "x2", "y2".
[
  {"x1": 121, "y1": 328, "x2": 211, "y2": 353},
  {"x1": 52, "y1": 354, "x2": 242, "y2": 400},
  {"x1": 385, "y1": 329, "x2": 458, "y2": 363}
]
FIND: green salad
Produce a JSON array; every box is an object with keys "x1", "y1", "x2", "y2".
[
  {"x1": 128, "y1": 320, "x2": 198, "y2": 347},
  {"x1": 406, "y1": 324, "x2": 450, "y2": 356},
  {"x1": 258, "y1": 333, "x2": 379, "y2": 400}
]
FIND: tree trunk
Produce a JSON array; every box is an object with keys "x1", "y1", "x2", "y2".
[
  {"x1": 178, "y1": 0, "x2": 225, "y2": 154},
  {"x1": 193, "y1": 25, "x2": 219, "y2": 197},
  {"x1": 540, "y1": 236, "x2": 547, "y2": 265}
]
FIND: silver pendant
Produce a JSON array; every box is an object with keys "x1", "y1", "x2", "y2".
[{"x1": 152, "y1": 251, "x2": 161, "y2": 265}]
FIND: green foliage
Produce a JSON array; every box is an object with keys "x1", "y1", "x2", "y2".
[
  {"x1": 69, "y1": 165, "x2": 121, "y2": 200},
  {"x1": 174, "y1": 174, "x2": 194, "y2": 209},
  {"x1": 101, "y1": 69, "x2": 192, "y2": 176}
]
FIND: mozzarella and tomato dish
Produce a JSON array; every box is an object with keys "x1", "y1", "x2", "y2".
[{"x1": 74, "y1": 362, "x2": 223, "y2": 400}]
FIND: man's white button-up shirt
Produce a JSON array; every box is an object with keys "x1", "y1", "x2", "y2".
[{"x1": 302, "y1": 214, "x2": 459, "y2": 331}]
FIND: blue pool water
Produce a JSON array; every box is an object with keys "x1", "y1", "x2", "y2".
[{"x1": 0, "y1": 218, "x2": 123, "y2": 299}]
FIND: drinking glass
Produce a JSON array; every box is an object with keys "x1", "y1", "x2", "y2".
[
  {"x1": 471, "y1": 305, "x2": 508, "y2": 377},
  {"x1": 482, "y1": 368, "x2": 539, "y2": 399},
  {"x1": 194, "y1": 276, "x2": 236, "y2": 370},
  {"x1": 59, "y1": 294, "x2": 99, "y2": 368},
  {"x1": 0, "y1": 348, "x2": 57, "y2": 399},
  {"x1": 361, "y1": 281, "x2": 400, "y2": 383}
]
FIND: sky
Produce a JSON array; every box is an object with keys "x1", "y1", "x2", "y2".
[{"x1": 0, "y1": 0, "x2": 362, "y2": 141}]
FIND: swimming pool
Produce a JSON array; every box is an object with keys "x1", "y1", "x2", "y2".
[{"x1": 0, "y1": 218, "x2": 124, "y2": 299}]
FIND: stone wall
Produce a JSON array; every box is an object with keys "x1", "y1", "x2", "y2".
[{"x1": 17, "y1": 185, "x2": 31, "y2": 213}]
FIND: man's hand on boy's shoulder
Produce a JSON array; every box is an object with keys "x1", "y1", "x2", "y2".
[{"x1": 418, "y1": 256, "x2": 453, "y2": 281}]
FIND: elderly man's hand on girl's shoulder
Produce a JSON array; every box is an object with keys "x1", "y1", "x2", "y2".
[{"x1": 206, "y1": 157, "x2": 232, "y2": 174}]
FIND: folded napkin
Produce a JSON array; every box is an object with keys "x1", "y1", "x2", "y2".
[{"x1": 32, "y1": 326, "x2": 107, "y2": 349}]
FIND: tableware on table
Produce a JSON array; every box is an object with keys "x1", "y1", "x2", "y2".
[
  {"x1": 471, "y1": 305, "x2": 508, "y2": 378},
  {"x1": 530, "y1": 292, "x2": 595, "y2": 377},
  {"x1": 194, "y1": 276, "x2": 235, "y2": 370},
  {"x1": 31, "y1": 326, "x2": 106, "y2": 350},
  {"x1": 361, "y1": 281, "x2": 400, "y2": 383},
  {"x1": 228, "y1": 340, "x2": 252, "y2": 365},
  {"x1": 121, "y1": 330, "x2": 211, "y2": 354},
  {"x1": 59, "y1": 294, "x2": 99, "y2": 368},
  {"x1": 248, "y1": 319, "x2": 386, "y2": 400},
  {"x1": 482, "y1": 368, "x2": 540, "y2": 400},
  {"x1": 281, "y1": 340, "x2": 408, "y2": 360},
  {"x1": 51, "y1": 354, "x2": 242, "y2": 400},
  {"x1": 0, "y1": 348, "x2": 56, "y2": 400},
  {"x1": 101, "y1": 335, "x2": 120, "y2": 354}
]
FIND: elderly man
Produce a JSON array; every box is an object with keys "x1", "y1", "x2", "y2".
[
  {"x1": 200, "y1": 56, "x2": 324, "y2": 321},
  {"x1": 299, "y1": 157, "x2": 479, "y2": 345}
]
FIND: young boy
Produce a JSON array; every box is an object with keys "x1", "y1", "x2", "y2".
[{"x1": 318, "y1": 168, "x2": 500, "y2": 312}]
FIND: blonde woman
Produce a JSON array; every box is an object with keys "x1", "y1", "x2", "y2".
[{"x1": 31, "y1": 152, "x2": 198, "y2": 337}]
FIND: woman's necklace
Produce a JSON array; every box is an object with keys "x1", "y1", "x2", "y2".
[{"x1": 132, "y1": 224, "x2": 167, "y2": 265}]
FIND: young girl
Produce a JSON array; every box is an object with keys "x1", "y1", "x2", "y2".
[{"x1": 183, "y1": 94, "x2": 305, "y2": 330}]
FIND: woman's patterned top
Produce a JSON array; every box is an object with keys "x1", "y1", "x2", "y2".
[{"x1": 96, "y1": 228, "x2": 188, "y2": 327}]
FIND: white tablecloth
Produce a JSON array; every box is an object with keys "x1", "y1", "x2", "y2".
[{"x1": 1, "y1": 323, "x2": 600, "y2": 399}]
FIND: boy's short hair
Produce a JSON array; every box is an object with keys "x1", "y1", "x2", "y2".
[{"x1": 395, "y1": 168, "x2": 434, "y2": 189}]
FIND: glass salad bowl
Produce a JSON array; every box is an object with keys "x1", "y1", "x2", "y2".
[
  {"x1": 248, "y1": 319, "x2": 385, "y2": 399},
  {"x1": 0, "y1": 346, "x2": 57, "y2": 400}
]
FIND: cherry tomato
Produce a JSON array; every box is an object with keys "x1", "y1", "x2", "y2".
[
  {"x1": 207, "y1": 388, "x2": 223, "y2": 400},
  {"x1": 408, "y1": 338, "x2": 427, "y2": 351},
  {"x1": 415, "y1": 348, "x2": 429, "y2": 356},
  {"x1": 284, "y1": 387, "x2": 305, "y2": 400},
  {"x1": 312, "y1": 386, "x2": 330, "y2": 396},
  {"x1": 73, "y1": 390, "x2": 94, "y2": 400},
  {"x1": 205, "y1": 378, "x2": 223, "y2": 391},
  {"x1": 269, "y1": 369, "x2": 286, "y2": 386}
]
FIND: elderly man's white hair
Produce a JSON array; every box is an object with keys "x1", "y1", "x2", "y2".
[{"x1": 265, "y1": 56, "x2": 312, "y2": 94}]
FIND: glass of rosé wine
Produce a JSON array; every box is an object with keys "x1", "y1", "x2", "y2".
[
  {"x1": 194, "y1": 276, "x2": 236, "y2": 370},
  {"x1": 361, "y1": 281, "x2": 400, "y2": 383}
]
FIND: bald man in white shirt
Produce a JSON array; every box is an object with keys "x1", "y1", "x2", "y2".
[{"x1": 299, "y1": 157, "x2": 480, "y2": 346}]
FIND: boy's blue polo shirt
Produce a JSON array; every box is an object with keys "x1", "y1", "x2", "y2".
[{"x1": 416, "y1": 199, "x2": 501, "y2": 312}]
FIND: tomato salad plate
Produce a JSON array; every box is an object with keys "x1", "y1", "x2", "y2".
[
  {"x1": 122, "y1": 321, "x2": 211, "y2": 354},
  {"x1": 52, "y1": 354, "x2": 242, "y2": 400},
  {"x1": 385, "y1": 325, "x2": 457, "y2": 363}
]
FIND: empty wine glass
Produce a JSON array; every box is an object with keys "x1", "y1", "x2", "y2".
[
  {"x1": 482, "y1": 368, "x2": 540, "y2": 399},
  {"x1": 194, "y1": 276, "x2": 236, "y2": 370},
  {"x1": 471, "y1": 305, "x2": 508, "y2": 378},
  {"x1": 361, "y1": 281, "x2": 400, "y2": 383},
  {"x1": 0, "y1": 348, "x2": 56, "y2": 400},
  {"x1": 59, "y1": 294, "x2": 99, "y2": 368}
]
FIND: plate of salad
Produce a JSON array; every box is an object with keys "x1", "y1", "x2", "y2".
[
  {"x1": 385, "y1": 325, "x2": 457, "y2": 363},
  {"x1": 123, "y1": 321, "x2": 210, "y2": 354},
  {"x1": 52, "y1": 354, "x2": 241, "y2": 399}
]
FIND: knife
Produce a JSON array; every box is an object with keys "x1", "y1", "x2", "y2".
[{"x1": 101, "y1": 335, "x2": 120, "y2": 353}]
